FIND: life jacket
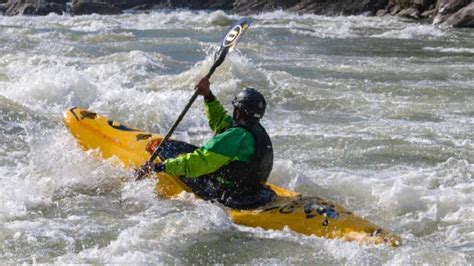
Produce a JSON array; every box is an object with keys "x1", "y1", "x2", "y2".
[
  {"x1": 214, "y1": 122, "x2": 274, "y2": 195},
  {"x1": 179, "y1": 121, "x2": 276, "y2": 209}
]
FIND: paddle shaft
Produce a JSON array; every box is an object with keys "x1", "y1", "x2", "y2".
[
  {"x1": 136, "y1": 18, "x2": 252, "y2": 180},
  {"x1": 147, "y1": 58, "x2": 224, "y2": 163}
]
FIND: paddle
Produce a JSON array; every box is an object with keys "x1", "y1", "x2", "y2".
[{"x1": 135, "y1": 17, "x2": 253, "y2": 181}]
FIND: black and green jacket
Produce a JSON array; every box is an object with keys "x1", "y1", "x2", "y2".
[{"x1": 162, "y1": 96, "x2": 273, "y2": 193}]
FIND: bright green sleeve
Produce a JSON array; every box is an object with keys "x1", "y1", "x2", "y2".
[
  {"x1": 163, "y1": 148, "x2": 231, "y2": 178},
  {"x1": 164, "y1": 127, "x2": 255, "y2": 178},
  {"x1": 204, "y1": 98, "x2": 232, "y2": 133}
]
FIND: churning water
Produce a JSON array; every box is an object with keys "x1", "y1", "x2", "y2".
[{"x1": 1, "y1": 10, "x2": 473, "y2": 264}]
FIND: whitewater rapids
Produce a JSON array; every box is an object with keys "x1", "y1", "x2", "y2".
[{"x1": 1, "y1": 10, "x2": 473, "y2": 264}]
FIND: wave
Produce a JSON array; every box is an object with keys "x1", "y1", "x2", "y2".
[
  {"x1": 423, "y1": 46, "x2": 474, "y2": 54},
  {"x1": 372, "y1": 24, "x2": 445, "y2": 39},
  {"x1": 1, "y1": 10, "x2": 473, "y2": 264}
]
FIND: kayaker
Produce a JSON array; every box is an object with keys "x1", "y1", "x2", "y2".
[{"x1": 139, "y1": 77, "x2": 276, "y2": 209}]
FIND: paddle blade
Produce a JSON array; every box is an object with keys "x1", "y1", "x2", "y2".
[
  {"x1": 213, "y1": 17, "x2": 253, "y2": 68},
  {"x1": 222, "y1": 17, "x2": 252, "y2": 53}
]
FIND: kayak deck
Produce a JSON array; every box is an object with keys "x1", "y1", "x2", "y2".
[{"x1": 64, "y1": 107, "x2": 401, "y2": 247}]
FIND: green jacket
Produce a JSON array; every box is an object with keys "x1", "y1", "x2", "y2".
[{"x1": 163, "y1": 98, "x2": 255, "y2": 178}]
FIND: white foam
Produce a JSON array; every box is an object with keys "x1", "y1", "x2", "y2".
[
  {"x1": 385, "y1": 246, "x2": 468, "y2": 265},
  {"x1": 382, "y1": 179, "x2": 426, "y2": 215},
  {"x1": 289, "y1": 21, "x2": 356, "y2": 39},
  {"x1": 3, "y1": 55, "x2": 98, "y2": 112},
  {"x1": 55, "y1": 194, "x2": 232, "y2": 264},
  {"x1": 423, "y1": 46, "x2": 474, "y2": 54},
  {"x1": 0, "y1": 9, "x2": 473, "y2": 264},
  {"x1": 373, "y1": 25, "x2": 445, "y2": 39}
]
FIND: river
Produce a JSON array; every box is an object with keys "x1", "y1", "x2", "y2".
[{"x1": 1, "y1": 10, "x2": 473, "y2": 264}]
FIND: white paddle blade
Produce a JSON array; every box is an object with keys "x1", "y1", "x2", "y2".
[
  {"x1": 223, "y1": 17, "x2": 252, "y2": 52},
  {"x1": 214, "y1": 18, "x2": 252, "y2": 64}
]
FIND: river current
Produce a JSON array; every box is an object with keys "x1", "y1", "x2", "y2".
[{"x1": 0, "y1": 10, "x2": 473, "y2": 264}]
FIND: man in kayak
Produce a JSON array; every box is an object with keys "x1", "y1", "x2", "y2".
[{"x1": 139, "y1": 77, "x2": 276, "y2": 209}]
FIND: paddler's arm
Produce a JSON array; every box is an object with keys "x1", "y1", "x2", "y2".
[
  {"x1": 205, "y1": 96, "x2": 232, "y2": 134},
  {"x1": 195, "y1": 77, "x2": 232, "y2": 134},
  {"x1": 162, "y1": 127, "x2": 254, "y2": 178}
]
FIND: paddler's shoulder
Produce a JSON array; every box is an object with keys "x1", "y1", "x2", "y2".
[
  {"x1": 203, "y1": 126, "x2": 255, "y2": 153},
  {"x1": 223, "y1": 126, "x2": 255, "y2": 144},
  {"x1": 219, "y1": 126, "x2": 249, "y2": 136},
  {"x1": 215, "y1": 126, "x2": 254, "y2": 142}
]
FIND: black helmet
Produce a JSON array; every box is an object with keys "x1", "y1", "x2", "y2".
[{"x1": 232, "y1": 88, "x2": 266, "y2": 120}]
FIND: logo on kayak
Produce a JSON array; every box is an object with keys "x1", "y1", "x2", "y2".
[
  {"x1": 304, "y1": 201, "x2": 339, "y2": 219},
  {"x1": 263, "y1": 196, "x2": 340, "y2": 225},
  {"x1": 223, "y1": 25, "x2": 242, "y2": 47}
]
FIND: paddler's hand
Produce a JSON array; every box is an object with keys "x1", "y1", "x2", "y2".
[
  {"x1": 195, "y1": 77, "x2": 213, "y2": 100},
  {"x1": 135, "y1": 162, "x2": 165, "y2": 181}
]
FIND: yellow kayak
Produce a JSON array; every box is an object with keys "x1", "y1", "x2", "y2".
[{"x1": 64, "y1": 107, "x2": 401, "y2": 247}]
